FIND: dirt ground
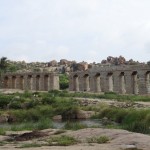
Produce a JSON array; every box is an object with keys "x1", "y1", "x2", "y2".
[{"x1": 0, "y1": 128, "x2": 150, "y2": 150}]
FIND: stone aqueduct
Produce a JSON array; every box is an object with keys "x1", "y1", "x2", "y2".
[
  {"x1": 1, "y1": 72, "x2": 59, "y2": 91},
  {"x1": 69, "y1": 65, "x2": 150, "y2": 95},
  {"x1": 1, "y1": 65, "x2": 150, "y2": 95}
]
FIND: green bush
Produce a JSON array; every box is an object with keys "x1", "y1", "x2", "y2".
[
  {"x1": 48, "y1": 135, "x2": 78, "y2": 146},
  {"x1": 87, "y1": 136, "x2": 109, "y2": 144},
  {"x1": 122, "y1": 121, "x2": 150, "y2": 134},
  {"x1": 59, "y1": 74, "x2": 69, "y2": 90},
  {"x1": 0, "y1": 94, "x2": 13, "y2": 108}
]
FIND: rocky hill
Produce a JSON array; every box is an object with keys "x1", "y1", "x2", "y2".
[{"x1": 4, "y1": 56, "x2": 147, "y2": 74}]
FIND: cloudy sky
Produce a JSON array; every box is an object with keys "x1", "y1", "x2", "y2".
[{"x1": 0, "y1": 0, "x2": 150, "y2": 63}]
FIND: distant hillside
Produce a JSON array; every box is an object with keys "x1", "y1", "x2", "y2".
[{"x1": 0, "y1": 56, "x2": 148, "y2": 74}]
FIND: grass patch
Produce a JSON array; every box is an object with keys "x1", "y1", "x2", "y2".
[
  {"x1": 0, "y1": 141, "x2": 8, "y2": 146},
  {"x1": 10, "y1": 118, "x2": 53, "y2": 131},
  {"x1": 48, "y1": 135, "x2": 78, "y2": 146},
  {"x1": 64, "y1": 122, "x2": 88, "y2": 130},
  {"x1": 87, "y1": 136, "x2": 109, "y2": 144},
  {"x1": 0, "y1": 128, "x2": 6, "y2": 135},
  {"x1": 19, "y1": 143, "x2": 42, "y2": 148}
]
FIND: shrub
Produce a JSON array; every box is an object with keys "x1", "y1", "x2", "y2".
[
  {"x1": 0, "y1": 128, "x2": 6, "y2": 135},
  {"x1": 19, "y1": 143, "x2": 42, "y2": 148},
  {"x1": 122, "y1": 121, "x2": 150, "y2": 134},
  {"x1": 59, "y1": 74, "x2": 69, "y2": 90},
  {"x1": 0, "y1": 94, "x2": 13, "y2": 108},
  {"x1": 48, "y1": 135, "x2": 78, "y2": 146},
  {"x1": 87, "y1": 136, "x2": 109, "y2": 144},
  {"x1": 64, "y1": 122, "x2": 88, "y2": 130}
]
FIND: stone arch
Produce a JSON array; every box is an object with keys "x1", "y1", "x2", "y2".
[
  {"x1": 132, "y1": 71, "x2": 139, "y2": 94},
  {"x1": 94, "y1": 73, "x2": 101, "y2": 92},
  {"x1": 83, "y1": 74, "x2": 90, "y2": 91},
  {"x1": 44, "y1": 75, "x2": 49, "y2": 91},
  {"x1": 119, "y1": 72, "x2": 126, "y2": 94},
  {"x1": 145, "y1": 71, "x2": 150, "y2": 94},
  {"x1": 36, "y1": 75, "x2": 40, "y2": 91},
  {"x1": 73, "y1": 74, "x2": 79, "y2": 91},
  {"x1": 107, "y1": 72, "x2": 113, "y2": 92},
  {"x1": 12, "y1": 76, "x2": 16, "y2": 89},
  {"x1": 4, "y1": 76, "x2": 9, "y2": 88}
]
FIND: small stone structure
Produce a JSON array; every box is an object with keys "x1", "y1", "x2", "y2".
[
  {"x1": 1, "y1": 72, "x2": 59, "y2": 91},
  {"x1": 69, "y1": 65, "x2": 150, "y2": 95}
]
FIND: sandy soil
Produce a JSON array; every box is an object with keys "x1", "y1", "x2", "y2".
[{"x1": 0, "y1": 128, "x2": 150, "y2": 150}]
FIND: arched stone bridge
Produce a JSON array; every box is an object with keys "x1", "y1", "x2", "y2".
[
  {"x1": 69, "y1": 65, "x2": 150, "y2": 95},
  {"x1": 1, "y1": 72, "x2": 59, "y2": 91}
]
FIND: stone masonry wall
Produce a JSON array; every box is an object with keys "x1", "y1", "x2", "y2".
[
  {"x1": 1, "y1": 72, "x2": 59, "y2": 91},
  {"x1": 69, "y1": 65, "x2": 150, "y2": 95}
]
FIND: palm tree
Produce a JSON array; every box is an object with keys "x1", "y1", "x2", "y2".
[
  {"x1": 0, "y1": 57, "x2": 8, "y2": 88},
  {"x1": 0, "y1": 57, "x2": 8, "y2": 71}
]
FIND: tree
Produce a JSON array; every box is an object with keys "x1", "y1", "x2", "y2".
[
  {"x1": 0, "y1": 57, "x2": 9, "y2": 88},
  {"x1": 59, "y1": 74, "x2": 69, "y2": 90},
  {"x1": 0, "y1": 57, "x2": 8, "y2": 72}
]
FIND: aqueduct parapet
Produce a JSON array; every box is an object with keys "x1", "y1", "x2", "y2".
[{"x1": 69, "y1": 65, "x2": 150, "y2": 95}]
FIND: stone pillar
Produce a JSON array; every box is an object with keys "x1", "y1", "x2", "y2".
[
  {"x1": 108, "y1": 74, "x2": 113, "y2": 92},
  {"x1": 48, "y1": 75, "x2": 51, "y2": 91},
  {"x1": 89, "y1": 75, "x2": 95, "y2": 92},
  {"x1": 133, "y1": 73, "x2": 139, "y2": 95},
  {"x1": 113, "y1": 72, "x2": 120, "y2": 93},
  {"x1": 138, "y1": 72, "x2": 147, "y2": 94},
  {"x1": 94, "y1": 75, "x2": 101, "y2": 92},
  {"x1": 74, "y1": 76, "x2": 79, "y2": 91},
  {"x1": 23, "y1": 75, "x2": 28, "y2": 90},
  {"x1": 84, "y1": 75, "x2": 90, "y2": 91},
  {"x1": 146, "y1": 72, "x2": 150, "y2": 94},
  {"x1": 39, "y1": 74, "x2": 44, "y2": 91},
  {"x1": 120, "y1": 74, "x2": 126, "y2": 94},
  {"x1": 32, "y1": 75, "x2": 36, "y2": 91},
  {"x1": 124, "y1": 72, "x2": 132, "y2": 94},
  {"x1": 48, "y1": 74, "x2": 59, "y2": 90}
]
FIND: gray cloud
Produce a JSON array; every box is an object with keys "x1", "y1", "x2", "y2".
[{"x1": 0, "y1": 0, "x2": 150, "y2": 62}]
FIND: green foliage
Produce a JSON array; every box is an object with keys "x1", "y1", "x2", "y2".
[
  {"x1": 59, "y1": 74, "x2": 69, "y2": 90},
  {"x1": 87, "y1": 136, "x2": 109, "y2": 144},
  {"x1": 0, "y1": 57, "x2": 8, "y2": 72},
  {"x1": 48, "y1": 135, "x2": 78, "y2": 146},
  {"x1": 0, "y1": 128, "x2": 6, "y2": 135},
  {"x1": 95, "y1": 107, "x2": 150, "y2": 134},
  {"x1": 52, "y1": 97, "x2": 79, "y2": 119},
  {"x1": 19, "y1": 143, "x2": 42, "y2": 148},
  {"x1": 10, "y1": 118, "x2": 53, "y2": 131},
  {"x1": 122, "y1": 121, "x2": 150, "y2": 134},
  {"x1": 0, "y1": 94, "x2": 13, "y2": 108},
  {"x1": 64, "y1": 122, "x2": 88, "y2": 130}
]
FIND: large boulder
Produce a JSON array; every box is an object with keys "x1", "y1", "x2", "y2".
[
  {"x1": 48, "y1": 60, "x2": 58, "y2": 67},
  {"x1": 0, "y1": 114, "x2": 8, "y2": 123},
  {"x1": 76, "y1": 110, "x2": 95, "y2": 119},
  {"x1": 52, "y1": 115, "x2": 62, "y2": 121},
  {"x1": 60, "y1": 59, "x2": 69, "y2": 65}
]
